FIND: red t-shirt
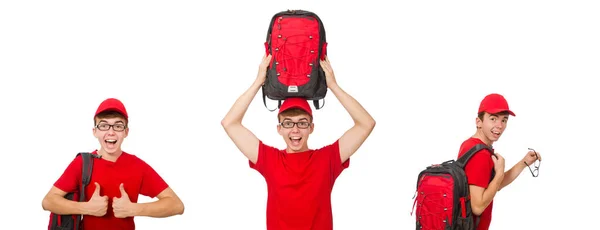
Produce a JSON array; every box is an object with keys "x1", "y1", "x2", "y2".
[
  {"x1": 457, "y1": 138, "x2": 495, "y2": 230},
  {"x1": 250, "y1": 140, "x2": 349, "y2": 230},
  {"x1": 53, "y1": 150, "x2": 169, "y2": 230}
]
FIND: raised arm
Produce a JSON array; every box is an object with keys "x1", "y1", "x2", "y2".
[
  {"x1": 320, "y1": 57, "x2": 376, "y2": 163},
  {"x1": 500, "y1": 149, "x2": 542, "y2": 190},
  {"x1": 221, "y1": 55, "x2": 272, "y2": 164}
]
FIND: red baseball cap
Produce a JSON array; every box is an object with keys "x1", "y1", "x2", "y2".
[
  {"x1": 478, "y1": 93, "x2": 515, "y2": 116},
  {"x1": 278, "y1": 97, "x2": 312, "y2": 117},
  {"x1": 95, "y1": 98, "x2": 129, "y2": 119}
]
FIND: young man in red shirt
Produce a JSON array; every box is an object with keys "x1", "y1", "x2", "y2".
[
  {"x1": 458, "y1": 93, "x2": 542, "y2": 230},
  {"x1": 221, "y1": 55, "x2": 376, "y2": 230},
  {"x1": 42, "y1": 98, "x2": 185, "y2": 230}
]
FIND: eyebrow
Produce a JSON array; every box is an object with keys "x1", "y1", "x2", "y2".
[
  {"x1": 489, "y1": 114, "x2": 509, "y2": 120},
  {"x1": 98, "y1": 120, "x2": 125, "y2": 124},
  {"x1": 283, "y1": 118, "x2": 309, "y2": 122}
]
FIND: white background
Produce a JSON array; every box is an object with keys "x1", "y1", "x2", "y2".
[{"x1": 1, "y1": 0, "x2": 598, "y2": 229}]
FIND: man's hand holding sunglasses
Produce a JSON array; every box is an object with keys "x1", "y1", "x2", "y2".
[{"x1": 524, "y1": 148, "x2": 542, "y2": 177}]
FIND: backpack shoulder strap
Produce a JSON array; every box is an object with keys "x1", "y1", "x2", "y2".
[
  {"x1": 78, "y1": 152, "x2": 93, "y2": 197},
  {"x1": 456, "y1": 143, "x2": 493, "y2": 169},
  {"x1": 313, "y1": 99, "x2": 324, "y2": 110},
  {"x1": 262, "y1": 87, "x2": 281, "y2": 112},
  {"x1": 455, "y1": 143, "x2": 496, "y2": 229},
  {"x1": 74, "y1": 152, "x2": 100, "y2": 230}
]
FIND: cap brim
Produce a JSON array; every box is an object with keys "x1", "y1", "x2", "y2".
[
  {"x1": 279, "y1": 105, "x2": 309, "y2": 114},
  {"x1": 96, "y1": 108, "x2": 128, "y2": 119},
  {"x1": 487, "y1": 109, "x2": 516, "y2": 116}
]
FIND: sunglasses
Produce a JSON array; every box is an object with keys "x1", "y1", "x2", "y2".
[{"x1": 525, "y1": 148, "x2": 541, "y2": 177}]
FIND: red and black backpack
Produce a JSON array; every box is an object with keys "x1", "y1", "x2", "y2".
[
  {"x1": 48, "y1": 152, "x2": 100, "y2": 230},
  {"x1": 261, "y1": 9, "x2": 328, "y2": 111},
  {"x1": 411, "y1": 144, "x2": 495, "y2": 230}
]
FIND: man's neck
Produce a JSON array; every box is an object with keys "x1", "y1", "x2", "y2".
[
  {"x1": 285, "y1": 147, "x2": 309, "y2": 154},
  {"x1": 472, "y1": 131, "x2": 493, "y2": 146},
  {"x1": 98, "y1": 149, "x2": 123, "y2": 162}
]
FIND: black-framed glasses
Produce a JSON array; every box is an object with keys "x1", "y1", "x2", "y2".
[
  {"x1": 525, "y1": 148, "x2": 541, "y2": 177},
  {"x1": 279, "y1": 121, "x2": 311, "y2": 129},
  {"x1": 96, "y1": 123, "x2": 127, "y2": 132}
]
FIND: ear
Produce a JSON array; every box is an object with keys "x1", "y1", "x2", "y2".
[
  {"x1": 277, "y1": 124, "x2": 282, "y2": 135},
  {"x1": 475, "y1": 117, "x2": 482, "y2": 129},
  {"x1": 124, "y1": 127, "x2": 129, "y2": 138},
  {"x1": 309, "y1": 123, "x2": 315, "y2": 134}
]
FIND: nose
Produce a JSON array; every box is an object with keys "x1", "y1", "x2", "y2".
[
  {"x1": 106, "y1": 126, "x2": 117, "y2": 134},
  {"x1": 290, "y1": 124, "x2": 300, "y2": 132},
  {"x1": 495, "y1": 120, "x2": 505, "y2": 129}
]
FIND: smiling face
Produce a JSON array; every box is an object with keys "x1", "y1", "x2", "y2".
[
  {"x1": 475, "y1": 111, "x2": 509, "y2": 145},
  {"x1": 93, "y1": 111, "x2": 129, "y2": 156},
  {"x1": 277, "y1": 108, "x2": 314, "y2": 153}
]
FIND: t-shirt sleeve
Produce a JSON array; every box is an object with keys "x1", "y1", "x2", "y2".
[
  {"x1": 248, "y1": 141, "x2": 279, "y2": 176},
  {"x1": 464, "y1": 149, "x2": 494, "y2": 188},
  {"x1": 249, "y1": 140, "x2": 276, "y2": 176},
  {"x1": 328, "y1": 140, "x2": 349, "y2": 179},
  {"x1": 53, "y1": 155, "x2": 83, "y2": 193},
  {"x1": 248, "y1": 140, "x2": 262, "y2": 170},
  {"x1": 139, "y1": 161, "x2": 169, "y2": 198}
]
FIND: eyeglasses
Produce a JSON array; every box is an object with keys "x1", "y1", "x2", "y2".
[
  {"x1": 525, "y1": 148, "x2": 541, "y2": 177},
  {"x1": 96, "y1": 123, "x2": 127, "y2": 132},
  {"x1": 279, "y1": 121, "x2": 311, "y2": 129}
]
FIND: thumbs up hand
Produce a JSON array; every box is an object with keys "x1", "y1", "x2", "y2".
[
  {"x1": 86, "y1": 182, "x2": 108, "y2": 217},
  {"x1": 112, "y1": 183, "x2": 135, "y2": 218}
]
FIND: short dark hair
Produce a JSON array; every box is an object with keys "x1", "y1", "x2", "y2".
[
  {"x1": 94, "y1": 111, "x2": 128, "y2": 126},
  {"x1": 478, "y1": 111, "x2": 510, "y2": 121},
  {"x1": 278, "y1": 108, "x2": 313, "y2": 123}
]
